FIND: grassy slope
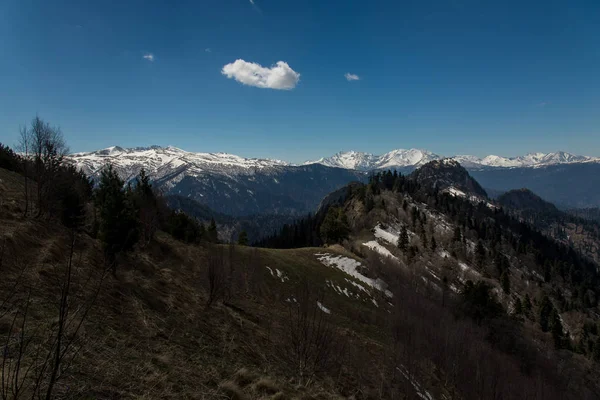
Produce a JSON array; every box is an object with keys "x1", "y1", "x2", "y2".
[{"x1": 0, "y1": 168, "x2": 403, "y2": 399}]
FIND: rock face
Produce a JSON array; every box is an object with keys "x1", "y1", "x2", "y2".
[{"x1": 410, "y1": 159, "x2": 488, "y2": 198}]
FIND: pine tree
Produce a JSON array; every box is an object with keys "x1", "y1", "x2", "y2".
[
  {"x1": 475, "y1": 240, "x2": 486, "y2": 269},
  {"x1": 238, "y1": 230, "x2": 249, "y2": 246},
  {"x1": 539, "y1": 295, "x2": 554, "y2": 332},
  {"x1": 453, "y1": 226, "x2": 462, "y2": 242},
  {"x1": 501, "y1": 270, "x2": 510, "y2": 294},
  {"x1": 514, "y1": 298, "x2": 523, "y2": 315},
  {"x1": 320, "y1": 207, "x2": 350, "y2": 244},
  {"x1": 96, "y1": 164, "x2": 139, "y2": 273},
  {"x1": 430, "y1": 235, "x2": 437, "y2": 253},
  {"x1": 551, "y1": 309, "x2": 566, "y2": 349},
  {"x1": 594, "y1": 338, "x2": 600, "y2": 362},
  {"x1": 524, "y1": 294, "x2": 533, "y2": 315},
  {"x1": 397, "y1": 225, "x2": 409, "y2": 251},
  {"x1": 364, "y1": 185, "x2": 374, "y2": 212},
  {"x1": 207, "y1": 218, "x2": 218, "y2": 243}
]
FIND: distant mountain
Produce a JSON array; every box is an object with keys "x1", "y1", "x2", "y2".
[
  {"x1": 69, "y1": 145, "x2": 600, "y2": 215},
  {"x1": 497, "y1": 188, "x2": 559, "y2": 213},
  {"x1": 308, "y1": 149, "x2": 599, "y2": 170},
  {"x1": 497, "y1": 189, "x2": 600, "y2": 264},
  {"x1": 69, "y1": 146, "x2": 366, "y2": 216},
  {"x1": 307, "y1": 149, "x2": 440, "y2": 170}
]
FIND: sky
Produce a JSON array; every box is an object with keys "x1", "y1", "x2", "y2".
[{"x1": 1, "y1": 0, "x2": 599, "y2": 163}]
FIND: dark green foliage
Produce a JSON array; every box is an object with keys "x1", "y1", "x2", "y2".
[
  {"x1": 95, "y1": 164, "x2": 139, "y2": 270},
  {"x1": 165, "y1": 211, "x2": 204, "y2": 243},
  {"x1": 539, "y1": 295, "x2": 554, "y2": 332},
  {"x1": 453, "y1": 226, "x2": 462, "y2": 242},
  {"x1": 238, "y1": 230, "x2": 248, "y2": 246},
  {"x1": 524, "y1": 294, "x2": 533, "y2": 314},
  {"x1": 461, "y1": 280, "x2": 503, "y2": 324},
  {"x1": 594, "y1": 338, "x2": 600, "y2": 362},
  {"x1": 475, "y1": 240, "x2": 486, "y2": 269},
  {"x1": 514, "y1": 298, "x2": 523, "y2": 315},
  {"x1": 206, "y1": 217, "x2": 219, "y2": 243},
  {"x1": 430, "y1": 235, "x2": 437, "y2": 252},
  {"x1": 501, "y1": 270, "x2": 510, "y2": 294},
  {"x1": 132, "y1": 168, "x2": 160, "y2": 244},
  {"x1": 319, "y1": 207, "x2": 350, "y2": 245},
  {"x1": 0, "y1": 142, "x2": 21, "y2": 172},
  {"x1": 364, "y1": 185, "x2": 375, "y2": 212},
  {"x1": 397, "y1": 225, "x2": 409, "y2": 251},
  {"x1": 550, "y1": 310, "x2": 567, "y2": 349},
  {"x1": 53, "y1": 165, "x2": 92, "y2": 229}
]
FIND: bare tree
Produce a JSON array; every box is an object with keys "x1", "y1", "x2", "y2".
[
  {"x1": 16, "y1": 126, "x2": 30, "y2": 217},
  {"x1": 206, "y1": 245, "x2": 226, "y2": 307},
  {"x1": 284, "y1": 280, "x2": 339, "y2": 386},
  {"x1": 27, "y1": 117, "x2": 68, "y2": 217},
  {"x1": 0, "y1": 232, "x2": 105, "y2": 399}
]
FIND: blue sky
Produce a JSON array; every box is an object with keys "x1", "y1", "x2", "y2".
[{"x1": 1, "y1": 0, "x2": 599, "y2": 163}]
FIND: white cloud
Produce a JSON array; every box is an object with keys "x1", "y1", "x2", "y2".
[
  {"x1": 143, "y1": 53, "x2": 155, "y2": 62},
  {"x1": 221, "y1": 59, "x2": 300, "y2": 90},
  {"x1": 249, "y1": 0, "x2": 255, "y2": 4},
  {"x1": 205, "y1": 48, "x2": 211, "y2": 53},
  {"x1": 345, "y1": 73, "x2": 360, "y2": 81}
]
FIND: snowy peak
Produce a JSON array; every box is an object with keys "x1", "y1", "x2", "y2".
[
  {"x1": 68, "y1": 145, "x2": 290, "y2": 183},
  {"x1": 308, "y1": 149, "x2": 599, "y2": 170},
  {"x1": 307, "y1": 148, "x2": 440, "y2": 171},
  {"x1": 310, "y1": 151, "x2": 379, "y2": 170}
]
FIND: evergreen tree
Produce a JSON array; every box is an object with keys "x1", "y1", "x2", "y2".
[
  {"x1": 133, "y1": 168, "x2": 158, "y2": 244},
  {"x1": 514, "y1": 298, "x2": 523, "y2": 315},
  {"x1": 320, "y1": 207, "x2": 350, "y2": 244},
  {"x1": 397, "y1": 225, "x2": 409, "y2": 251},
  {"x1": 475, "y1": 240, "x2": 486, "y2": 269},
  {"x1": 206, "y1": 217, "x2": 218, "y2": 243},
  {"x1": 364, "y1": 185, "x2": 375, "y2": 212},
  {"x1": 238, "y1": 230, "x2": 249, "y2": 246},
  {"x1": 539, "y1": 295, "x2": 554, "y2": 332},
  {"x1": 550, "y1": 309, "x2": 566, "y2": 349},
  {"x1": 501, "y1": 270, "x2": 510, "y2": 294},
  {"x1": 430, "y1": 235, "x2": 437, "y2": 253},
  {"x1": 594, "y1": 338, "x2": 600, "y2": 362},
  {"x1": 453, "y1": 226, "x2": 462, "y2": 242},
  {"x1": 524, "y1": 294, "x2": 533, "y2": 315},
  {"x1": 96, "y1": 164, "x2": 139, "y2": 272}
]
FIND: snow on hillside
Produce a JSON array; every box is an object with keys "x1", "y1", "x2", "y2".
[{"x1": 316, "y1": 253, "x2": 393, "y2": 297}]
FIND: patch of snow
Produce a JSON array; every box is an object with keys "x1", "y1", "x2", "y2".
[
  {"x1": 362, "y1": 240, "x2": 399, "y2": 261},
  {"x1": 396, "y1": 365, "x2": 435, "y2": 400},
  {"x1": 316, "y1": 253, "x2": 393, "y2": 297},
  {"x1": 374, "y1": 223, "x2": 400, "y2": 245},
  {"x1": 317, "y1": 301, "x2": 331, "y2": 314},
  {"x1": 275, "y1": 268, "x2": 289, "y2": 283}
]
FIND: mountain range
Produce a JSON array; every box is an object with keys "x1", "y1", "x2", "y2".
[
  {"x1": 307, "y1": 149, "x2": 599, "y2": 170},
  {"x1": 68, "y1": 146, "x2": 600, "y2": 215}
]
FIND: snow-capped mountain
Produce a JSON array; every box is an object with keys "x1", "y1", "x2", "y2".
[
  {"x1": 70, "y1": 145, "x2": 289, "y2": 182},
  {"x1": 307, "y1": 149, "x2": 440, "y2": 171},
  {"x1": 67, "y1": 145, "x2": 600, "y2": 215},
  {"x1": 307, "y1": 149, "x2": 599, "y2": 170},
  {"x1": 68, "y1": 146, "x2": 364, "y2": 216}
]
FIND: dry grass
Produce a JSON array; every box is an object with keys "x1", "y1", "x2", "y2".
[
  {"x1": 218, "y1": 381, "x2": 248, "y2": 400},
  {"x1": 252, "y1": 377, "x2": 280, "y2": 395}
]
